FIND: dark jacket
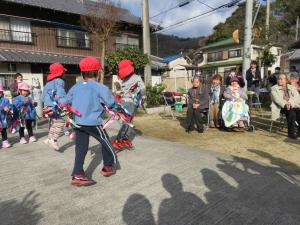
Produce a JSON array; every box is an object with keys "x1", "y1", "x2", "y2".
[
  {"x1": 246, "y1": 68, "x2": 261, "y2": 88},
  {"x1": 187, "y1": 85, "x2": 209, "y2": 110}
]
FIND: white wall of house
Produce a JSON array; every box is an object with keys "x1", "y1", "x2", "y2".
[
  {"x1": 166, "y1": 57, "x2": 190, "y2": 78},
  {"x1": 152, "y1": 76, "x2": 162, "y2": 86}
]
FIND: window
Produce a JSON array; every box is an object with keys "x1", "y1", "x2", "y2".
[
  {"x1": 116, "y1": 34, "x2": 139, "y2": 50},
  {"x1": 229, "y1": 49, "x2": 241, "y2": 58},
  {"x1": 8, "y1": 63, "x2": 17, "y2": 72},
  {"x1": 57, "y1": 29, "x2": 90, "y2": 49},
  {"x1": 207, "y1": 51, "x2": 223, "y2": 62},
  {"x1": 0, "y1": 17, "x2": 32, "y2": 43}
]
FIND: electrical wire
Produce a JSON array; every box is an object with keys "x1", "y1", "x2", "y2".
[{"x1": 154, "y1": 0, "x2": 243, "y2": 33}]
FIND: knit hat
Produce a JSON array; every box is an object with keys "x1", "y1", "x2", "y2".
[
  {"x1": 18, "y1": 82, "x2": 30, "y2": 91},
  {"x1": 118, "y1": 59, "x2": 134, "y2": 80},
  {"x1": 79, "y1": 56, "x2": 102, "y2": 72},
  {"x1": 47, "y1": 63, "x2": 67, "y2": 81},
  {"x1": 230, "y1": 77, "x2": 239, "y2": 84}
]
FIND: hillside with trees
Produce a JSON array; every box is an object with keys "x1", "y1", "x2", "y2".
[{"x1": 150, "y1": 34, "x2": 207, "y2": 57}]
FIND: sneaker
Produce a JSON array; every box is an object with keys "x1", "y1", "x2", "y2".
[
  {"x1": 71, "y1": 174, "x2": 96, "y2": 186},
  {"x1": 2, "y1": 140, "x2": 11, "y2": 148},
  {"x1": 11, "y1": 128, "x2": 17, "y2": 134},
  {"x1": 100, "y1": 166, "x2": 116, "y2": 177},
  {"x1": 29, "y1": 136, "x2": 37, "y2": 143},
  {"x1": 20, "y1": 137, "x2": 27, "y2": 144},
  {"x1": 46, "y1": 139, "x2": 59, "y2": 151},
  {"x1": 121, "y1": 139, "x2": 133, "y2": 148},
  {"x1": 112, "y1": 139, "x2": 124, "y2": 151}
]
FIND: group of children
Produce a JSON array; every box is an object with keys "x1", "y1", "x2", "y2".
[
  {"x1": 40, "y1": 57, "x2": 145, "y2": 186},
  {"x1": 186, "y1": 71, "x2": 249, "y2": 132},
  {"x1": 0, "y1": 75, "x2": 38, "y2": 148}
]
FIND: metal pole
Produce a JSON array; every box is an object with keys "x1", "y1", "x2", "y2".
[
  {"x1": 296, "y1": 16, "x2": 299, "y2": 41},
  {"x1": 142, "y1": 0, "x2": 152, "y2": 86},
  {"x1": 265, "y1": 0, "x2": 270, "y2": 40},
  {"x1": 242, "y1": 0, "x2": 253, "y2": 89}
]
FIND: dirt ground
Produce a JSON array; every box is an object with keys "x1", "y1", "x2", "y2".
[{"x1": 134, "y1": 112, "x2": 300, "y2": 171}]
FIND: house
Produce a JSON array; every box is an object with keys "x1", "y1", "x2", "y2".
[
  {"x1": 0, "y1": 0, "x2": 141, "y2": 91},
  {"x1": 162, "y1": 54, "x2": 195, "y2": 92},
  {"x1": 150, "y1": 55, "x2": 167, "y2": 86},
  {"x1": 282, "y1": 40, "x2": 300, "y2": 72},
  {"x1": 198, "y1": 38, "x2": 282, "y2": 83}
]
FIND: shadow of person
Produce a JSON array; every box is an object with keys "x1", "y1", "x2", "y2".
[
  {"x1": 247, "y1": 148, "x2": 300, "y2": 172},
  {"x1": 211, "y1": 156, "x2": 300, "y2": 224},
  {"x1": 0, "y1": 191, "x2": 42, "y2": 225},
  {"x1": 157, "y1": 173, "x2": 205, "y2": 225},
  {"x1": 122, "y1": 193, "x2": 155, "y2": 225},
  {"x1": 85, "y1": 145, "x2": 103, "y2": 178}
]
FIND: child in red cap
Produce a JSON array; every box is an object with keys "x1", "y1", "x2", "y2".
[
  {"x1": 42, "y1": 63, "x2": 67, "y2": 151},
  {"x1": 13, "y1": 82, "x2": 37, "y2": 144},
  {"x1": 67, "y1": 56, "x2": 118, "y2": 186},
  {"x1": 112, "y1": 59, "x2": 145, "y2": 151}
]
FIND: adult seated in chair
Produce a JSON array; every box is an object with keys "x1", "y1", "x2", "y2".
[
  {"x1": 271, "y1": 73, "x2": 300, "y2": 139},
  {"x1": 186, "y1": 76, "x2": 209, "y2": 133}
]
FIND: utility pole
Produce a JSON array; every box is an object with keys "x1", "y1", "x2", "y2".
[
  {"x1": 296, "y1": 16, "x2": 299, "y2": 41},
  {"x1": 142, "y1": 0, "x2": 152, "y2": 87},
  {"x1": 265, "y1": 0, "x2": 270, "y2": 40},
  {"x1": 263, "y1": 0, "x2": 271, "y2": 81},
  {"x1": 242, "y1": 0, "x2": 253, "y2": 89}
]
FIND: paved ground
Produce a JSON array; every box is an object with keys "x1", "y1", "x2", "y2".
[{"x1": 0, "y1": 124, "x2": 300, "y2": 225}]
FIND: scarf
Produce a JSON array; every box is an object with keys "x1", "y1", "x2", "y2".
[{"x1": 210, "y1": 85, "x2": 220, "y2": 104}]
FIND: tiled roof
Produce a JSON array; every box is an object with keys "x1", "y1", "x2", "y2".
[
  {"x1": 0, "y1": 48, "x2": 86, "y2": 65},
  {"x1": 289, "y1": 49, "x2": 300, "y2": 61},
  {"x1": 3, "y1": 0, "x2": 141, "y2": 25}
]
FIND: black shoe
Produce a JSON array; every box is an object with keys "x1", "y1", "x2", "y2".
[
  {"x1": 186, "y1": 129, "x2": 191, "y2": 133},
  {"x1": 197, "y1": 128, "x2": 204, "y2": 133},
  {"x1": 288, "y1": 134, "x2": 298, "y2": 140}
]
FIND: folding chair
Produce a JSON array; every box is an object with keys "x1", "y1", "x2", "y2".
[
  {"x1": 162, "y1": 92, "x2": 176, "y2": 119},
  {"x1": 248, "y1": 91, "x2": 263, "y2": 116},
  {"x1": 269, "y1": 113, "x2": 286, "y2": 132}
]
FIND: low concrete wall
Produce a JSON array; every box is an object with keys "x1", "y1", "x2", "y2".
[{"x1": 146, "y1": 106, "x2": 171, "y2": 114}]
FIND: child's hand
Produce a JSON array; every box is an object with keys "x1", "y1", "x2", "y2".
[{"x1": 3, "y1": 106, "x2": 10, "y2": 112}]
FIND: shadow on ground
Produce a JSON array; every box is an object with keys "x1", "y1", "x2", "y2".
[
  {"x1": 0, "y1": 191, "x2": 42, "y2": 225},
  {"x1": 122, "y1": 154, "x2": 300, "y2": 225}
]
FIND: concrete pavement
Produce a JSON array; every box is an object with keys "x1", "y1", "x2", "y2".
[{"x1": 0, "y1": 125, "x2": 300, "y2": 225}]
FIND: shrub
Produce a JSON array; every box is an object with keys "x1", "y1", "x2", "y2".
[{"x1": 146, "y1": 83, "x2": 166, "y2": 108}]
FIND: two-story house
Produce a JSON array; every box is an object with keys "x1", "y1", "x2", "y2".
[
  {"x1": 0, "y1": 0, "x2": 141, "y2": 90},
  {"x1": 198, "y1": 38, "x2": 282, "y2": 83}
]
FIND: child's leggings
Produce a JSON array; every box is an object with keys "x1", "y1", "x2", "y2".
[
  {"x1": 48, "y1": 119, "x2": 65, "y2": 141},
  {"x1": 1, "y1": 128, "x2": 8, "y2": 141},
  {"x1": 19, "y1": 119, "x2": 34, "y2": 138}
]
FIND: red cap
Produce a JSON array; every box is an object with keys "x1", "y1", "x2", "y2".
[
  {"x1": 79, "y1": 56, "x2": 102, "y2": 72},
  {"x1": 118, "y1": 59, "x2": 134, "y2": 80},
  {"x1": 47, "y1": 63, "x2": 67, "y2": 81}
]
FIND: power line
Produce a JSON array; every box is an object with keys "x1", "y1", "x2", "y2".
[
  {"x1": 150, "y1": 0, "x2": 195, "y2": 19},
  {"x1": 196, "y1": 0, "x2": 213, "y2": 9},
  {"x1": 154, "y1": 0, "x2": 243, "y2": 33}
]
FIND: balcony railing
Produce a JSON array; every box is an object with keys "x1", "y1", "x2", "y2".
[
  {"x1": 116, "y1": 43, "x2": 139, "y2": 50},
  {"x1": 0, "y1": 29, "x2": 35, "y2": 44},
  {"x1": 56, "y1": 36, "x2": 91, "y2": 49}
]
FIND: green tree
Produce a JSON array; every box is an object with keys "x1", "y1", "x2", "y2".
[{"x1": 106, "y1": 47, "x2": 149, "y2": 75}]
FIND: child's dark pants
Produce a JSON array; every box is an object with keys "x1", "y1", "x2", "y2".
[
  {"x1": 19, "y1": 119, "x2": 34, "y2": 138},
  {"x1": 72, "y1": 125, "x2": 117, "y2": 175},
  {"x1": 1, "y1": 128, "x2": 7, "y2": 141}
]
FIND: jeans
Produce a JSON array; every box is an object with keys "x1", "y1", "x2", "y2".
[{"x1": 72, "y1": 125, "x2": 117, "y2": 175}]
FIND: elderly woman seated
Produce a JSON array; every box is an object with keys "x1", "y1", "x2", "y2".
[{"x1": 271, "y1": 73, "x2": 300, "y2": 139}]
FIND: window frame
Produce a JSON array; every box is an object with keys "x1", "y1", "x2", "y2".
[
  {"x1": 56, "y1": 28, "x2": 91, "y2": 49},
  {"x1": 228, "y1": 48, "x2": 242, "y2": 58},
  {"x1": 207, "y1": 51, "x2": 223, "y2": 62}
]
